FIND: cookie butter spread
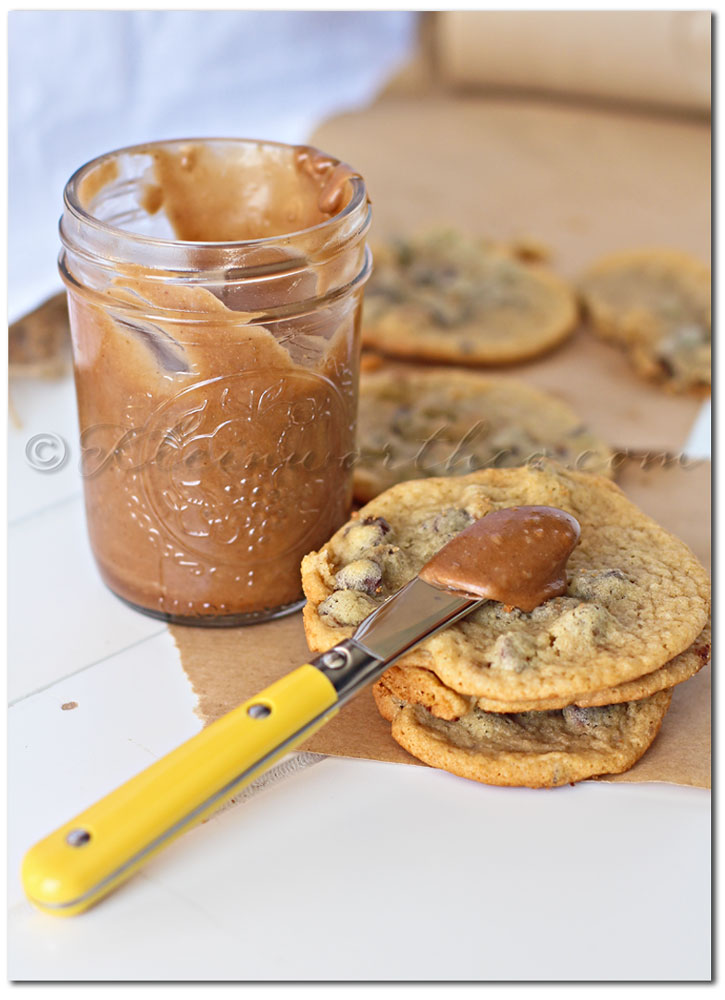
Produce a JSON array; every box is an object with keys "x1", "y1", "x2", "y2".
[
  {"x1": 418, "y1": 506, "x2": 581, "y2": 612},
  {"x1": 61, "y1": 139, "x2": 371, "y2": 623}
]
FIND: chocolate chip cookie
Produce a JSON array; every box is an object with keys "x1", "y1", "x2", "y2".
[
  {"x1": 374, "y1": 623, "x2": 710, "y2": 718},
  {"x1": 354, "y1": 367, "x2": 613, "y2": 502},
  {"x1": 362, "y1": 230, "x2": 578, "y2": 365},
  {"x1": 579, "y1": 249, "x2": 711, "y2": 395},
  {"x1": 301, "y1": 464, "x2": 710, "y2": 703},
  {"x1": 373, "y1": 683, "x2": 673, "y2": 788}
]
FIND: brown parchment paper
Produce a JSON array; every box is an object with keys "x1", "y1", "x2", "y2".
[
  {"x1": 311, "y1": 95, "x2": 711, "y2": 275},
  {"x1": 170, "y1": 458, "x2": 711, "y2": 789}
]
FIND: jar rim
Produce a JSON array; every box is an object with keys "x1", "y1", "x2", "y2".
[{"x1": 63, "y1": 136, "x2": 369, "y2": 251}]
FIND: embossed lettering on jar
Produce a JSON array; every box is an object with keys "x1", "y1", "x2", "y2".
[{"x1": 60, "y1": 139, "x2": 371, "y2": 624}]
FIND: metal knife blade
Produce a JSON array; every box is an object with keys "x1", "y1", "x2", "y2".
[
  {"x1": 354, "y1": 577, "x2": 480, "y2": 661},
  {"x1": 312, "y1": 578, "x2": 482, "y2": 706}
]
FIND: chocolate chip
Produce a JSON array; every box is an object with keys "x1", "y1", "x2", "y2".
[
  {"x1": 394, "y1": 240, "x2": 413, "y2": 267},
  {"x1": 489, "y1": 632, "x2": 536, "y2": 673},
  {"x1": 430, "y1": 302, "x2": 467, "y2": 328},
  {"x1": 568, "y1": 569, "x2": 633, "y2": 602},
  {"x1": 562, "y1": 704, "x2": 614, "y2": 731},
  {"x1": 411, "y1": 267, "x2": 438, "y2": 286},
  {"x1": 340, "y1": 517, "x2": 394, "y2": 562},
  {"x1": 318, "y1": 590, "x2": 378, "y2": 628},
  {"x1": 422, "y1": 508, "x2": 473, "y2": 537},
  {"x1": 334, "y1": 558, "x2": 382, "y2": 595},
  {"x1": 361, "y1": 515, "x2": 392, "y2": 535}
]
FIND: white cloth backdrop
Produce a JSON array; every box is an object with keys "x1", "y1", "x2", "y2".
[{"x1": 8, "y1": 10, "x2": 417, "y2": 319}]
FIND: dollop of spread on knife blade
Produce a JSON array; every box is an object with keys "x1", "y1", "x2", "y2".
[{"x1": 418, "y1": 506, "x2": 580, "y2": 612}]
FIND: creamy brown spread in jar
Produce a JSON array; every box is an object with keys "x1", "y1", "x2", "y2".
[
  {"x1": 419, "y1": 506, "x2": 581, "y2": 611},
  {"x1": 60, "y1": 139, "x2": 371, "y2": 624}
]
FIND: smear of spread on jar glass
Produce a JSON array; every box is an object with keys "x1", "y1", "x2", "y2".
[
  {"x1": 135, "y1": 142, "x2": 357, "y2": 242},
  {"x1": 419, "y1": 505, "x2": 581, "y2": 612},
  {"x1": 62, "y1": 139, "x2": 370, "y2": 623}
]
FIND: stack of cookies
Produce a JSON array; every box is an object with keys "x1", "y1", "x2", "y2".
[{"x1": 301, "y1": 464, "x2": 710, "y2": 788}]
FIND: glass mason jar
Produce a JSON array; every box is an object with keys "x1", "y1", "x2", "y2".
[{"x1": 59, "y1": 138, "x2": 371, "y2": 625}]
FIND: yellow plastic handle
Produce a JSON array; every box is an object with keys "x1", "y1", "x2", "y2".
[{"x1": 22, "y1": 664, "x2": 338, "y2": 916}]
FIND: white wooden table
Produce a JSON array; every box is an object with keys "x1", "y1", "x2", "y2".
[{"x1": 7, "y1": 373, "x2": 711, "y2": 981}]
